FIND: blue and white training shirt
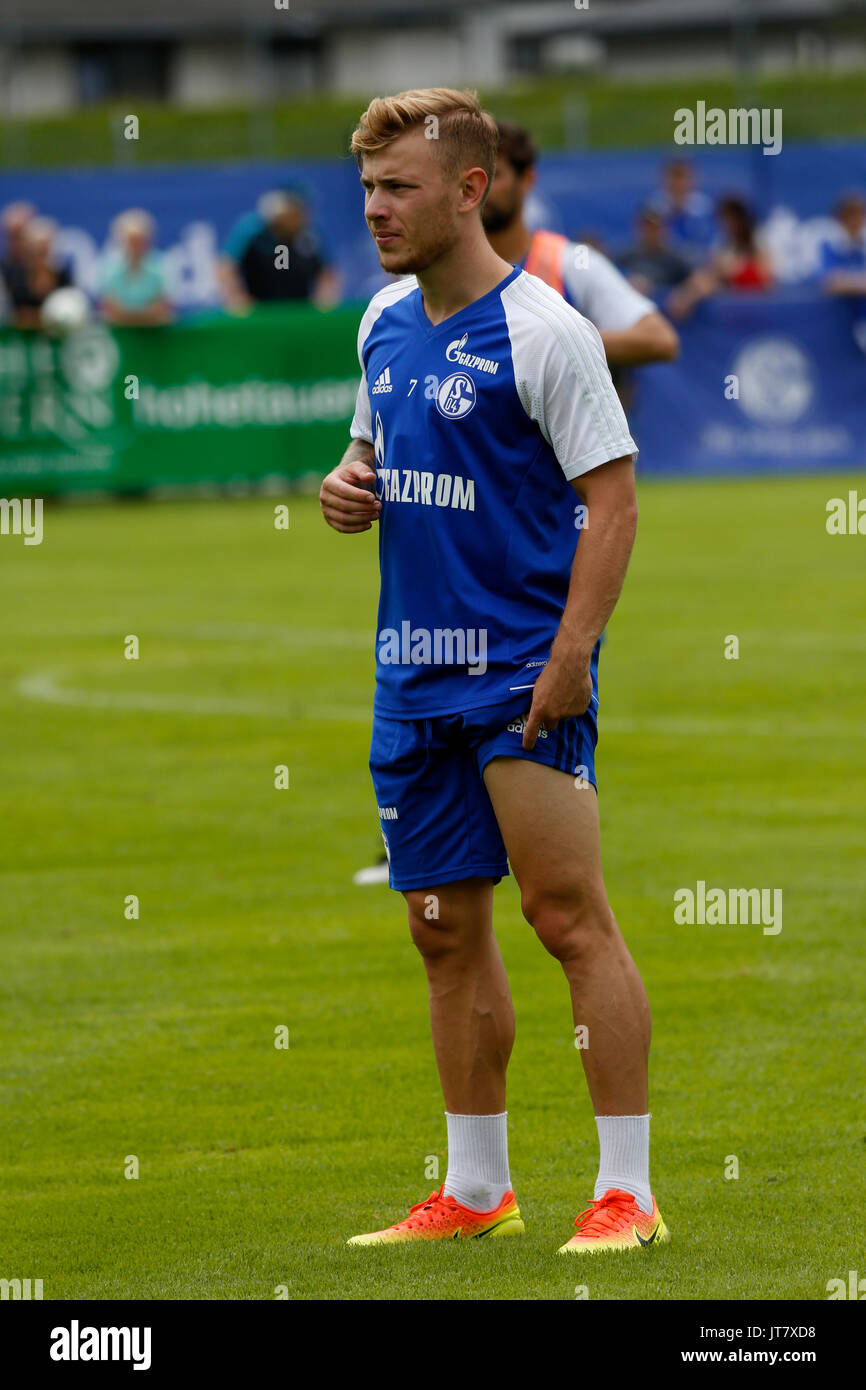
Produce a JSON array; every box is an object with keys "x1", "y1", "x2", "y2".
[{"x1": 349, "y1": 265, "x2": 637, "y2": 719}]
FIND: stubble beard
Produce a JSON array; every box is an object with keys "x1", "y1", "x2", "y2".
[
  {"x1": 481, "y1": 193, "x2": 520, "y2": 236},
  {"x1": 371, "y1": 201, "x2": 459, "y2": 276}
]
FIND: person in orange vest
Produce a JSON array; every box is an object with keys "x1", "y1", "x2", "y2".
[{"x1": 483, "y1": 122, "x2": 679, "y2": 366}]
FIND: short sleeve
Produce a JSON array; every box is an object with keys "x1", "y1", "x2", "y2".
[
  {"x1": 348, "y1": 277, "x2": 419, "y2": 444},
  {"x1": 349, "y1": 308, "x2": 374, "y2": 442},
  {"x1": 504, "y1": 273, "x2": 638, "y2": 482},
  {"x1": 349, "y1": 366, "x2": 372, "y2": 442},
  {"x1": 222, "y1": 211, "x2": 261, "y2": 262},
  {"x1": 563, "y1": 243, "x2": 656, "y2": 332}
]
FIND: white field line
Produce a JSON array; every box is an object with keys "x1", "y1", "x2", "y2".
[
  {"x1": 185, "y1": 623, "x2": 373, "y2": 649},
  {"x1": 14, "y1": 668, "x2": 859, "y2": 739},
  {"x1": 4, "y1": 623, "x2": 374, "y2": 649},
  {"x1": 16, "y1": 671, "x2": 370, "y2": 722}
]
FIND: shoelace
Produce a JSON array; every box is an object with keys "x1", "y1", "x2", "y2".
[
  {"x1": 391, "y1": 1186, "x2": 450, "y2": 1229},
  {"x1": 573, "y1": 1188, "x2": 638, "y2": 1232}
]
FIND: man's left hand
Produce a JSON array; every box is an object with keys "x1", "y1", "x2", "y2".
[{"x1": 522, "y1": 653, "x2": 593, "y2": 751}]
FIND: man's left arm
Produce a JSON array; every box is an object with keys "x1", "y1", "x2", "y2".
[
  {"x1": 523, "y1": 455, "x2": 637, "y2": 750},
  {"x1": 312, "y1": 265, "x2": 343, "y2": 308},
  {"x1": 568, "y1": 244, "x2": 679, "y2": 365},
  {"x1": 600, "y1": 310, "x2": 679, "y2": 365}
]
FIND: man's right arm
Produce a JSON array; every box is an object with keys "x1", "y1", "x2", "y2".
[
  {"x1": 319, "y1": 437, "x2": 381, "y2": 533},
  {"x1": 571, "y1": 245, "x2": 680, "y2": 364},
  {"x1": 321, "y1": 296, "x2": 383, "y2": 532},
  {"x1": 218, "y1": 257, "x2": 253, "y2": 313}
]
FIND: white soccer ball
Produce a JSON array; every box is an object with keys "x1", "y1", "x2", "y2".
[{"x1": 41, "y1": 286, "x2": 92, "y2": 335}]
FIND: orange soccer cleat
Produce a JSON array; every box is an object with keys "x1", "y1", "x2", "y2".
[
  {"x1": 347, "y1": 1185, "x2": 525, "y2": 1245},
  {"x1": 557, "y1": 1187, "x2": 670, "y2": 1254}
]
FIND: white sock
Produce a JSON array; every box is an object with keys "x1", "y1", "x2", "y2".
[
  {"x1": 442, "y1": 1111, "x2": 512, "y2": 1212},
  {"x1": 594, "y1": 1114, "x2": 652, "y2": 1215}
]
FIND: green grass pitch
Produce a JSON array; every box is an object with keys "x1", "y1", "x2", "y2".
[{"x1": 1, "y1": 472, "x2": 863, "y2": 1300}]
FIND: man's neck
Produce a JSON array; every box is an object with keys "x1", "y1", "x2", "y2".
[
  {"x1": 416, "y1": 233, "x2": 515, "y2": 326},
  {"x1": 485, "y1": 217, "x2": 534, "y2": 269}
]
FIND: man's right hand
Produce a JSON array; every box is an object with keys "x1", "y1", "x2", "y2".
[{"x1": 320, "y1": 446, "x2": 381, "y2": 533}]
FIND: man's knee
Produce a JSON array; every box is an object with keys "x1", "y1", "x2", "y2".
[
  {"x1": 521, "y1": 883, "x2": 613, "y2": 963},
  {"x1": 405, "y1": 889, "x2": 460, "y2": 960}
]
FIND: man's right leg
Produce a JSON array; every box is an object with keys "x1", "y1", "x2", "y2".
[
  {"x1": 349, "y1": 711, "x2": 525, "y2": 1243},
  {"x1": 402, "y1": 877, "x2": 518, "y2": 1218},
  {"x1": 403, "y1": 877, "x2": 513, "y2": 1117},
  {"x1": 347, "y1": 876, "x2": 522, "y2": 1242}
]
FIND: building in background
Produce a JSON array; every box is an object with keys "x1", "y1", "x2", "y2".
[{"x1": 1, "y1": 0, "x2": 865, "y2": 117}]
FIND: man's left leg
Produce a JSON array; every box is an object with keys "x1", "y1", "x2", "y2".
[{"x1": 483, "y1": 756, "x2": 669, "y2": 1250}]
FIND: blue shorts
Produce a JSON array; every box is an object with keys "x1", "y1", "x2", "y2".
[{"x1": 369, "y1": 691, "x2": 598, "y2": 892}]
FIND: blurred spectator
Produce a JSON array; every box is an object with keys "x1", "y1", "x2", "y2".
[
  {"x1": 0, "y1": 201, "x2": 37, "y2": 321},
  {"x1": 617, "y1": 207, "x2": 692, "y2": 296},
  {"x1": 4, "y1": 217, "x2": 73, "y2": 329},
  {"x1": 98, "y1": 210, "x2": 174, "y2": 326},
  {"x1": 219, "y1": 190, "x2": 341, "y2": 311},
  {"x1": 819, "y1": 191, "x2": 866, "y2": 296},
  {"x1": 668, "y1": 196, "x2": 774, "y2": 319},
  {"x1": 1, "y1": 201, "x2": 37, "y2": 282},
  {"x1": 650, "y1": 159, "x2": 715, "y2": 261},
  {"x1": 713, "y1": 197, "x2": 775, "y2": 290}
]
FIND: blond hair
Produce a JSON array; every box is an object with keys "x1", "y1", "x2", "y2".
[
  {"x1": 111, "y1": 208, "x2": 156, "y2": 243},
  {"x1": 351, "y1": 87, "x2": 498, "y2": 194}
]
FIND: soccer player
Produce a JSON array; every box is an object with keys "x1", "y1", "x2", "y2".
[
  {"x1": 351, "y1": 118, "x2": 679, "y2": 887},
  {"x1": 320, "y1": 88, "x2": 669, "y2": 1254},
  {"x1": 483, "y1": 121, "x2": 679, "y2": 366}
]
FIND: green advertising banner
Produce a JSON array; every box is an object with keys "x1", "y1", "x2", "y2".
[{"x1": 0, "y1": 304, "x2": 364, "y2": 494}]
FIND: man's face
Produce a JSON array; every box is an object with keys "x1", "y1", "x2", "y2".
[
  {"x1": 3, "y1": 207, "x2": 32, "y2": 257},
  {"x1": 271, "y1": 203, "x2": 305, "y2": 241},
  {"x1": 125, "y1": 229, "x2": 150, "y2": 260},
  {"x1": 666, "y1": 163, "x2": 692, "y2": 204},
  {"x1": 639, "y1": 214, "x2": 663, "y2": 249},
  {"x1": 25, "y1": 230, "x2": 52, "y2": 265},
  {"x1": 481, "y1": 156, "x2": 529, "y2": 234},
  {"x1": 360, "y1": 128, "x2": 468, "y2": 275},
  {"x1": 839, "y1": 200, "x2": 865, "y2": 239}
]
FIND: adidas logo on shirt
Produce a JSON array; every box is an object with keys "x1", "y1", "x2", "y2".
[{"x1": 372, "y1": 366, "x2": 393, "y2": 395}]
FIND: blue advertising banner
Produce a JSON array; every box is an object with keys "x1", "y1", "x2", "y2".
[
  {"x1": 1, "y1": 142, "x2": 864, "y2": 480},
  {"x1": 628, "y1": 291, "x2": 866, "y2": 475},
  {"x1": 2, "y1": 139, "x2": 865, "y2": 310}
]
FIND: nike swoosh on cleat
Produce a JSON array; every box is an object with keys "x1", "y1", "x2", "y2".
[
  {"x1": 477, "y1": 1212, "x2": 514, "y2": 1237},
  {"x1": 635, "y1": 1223, "x2": 660, "y2": 1247}
]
